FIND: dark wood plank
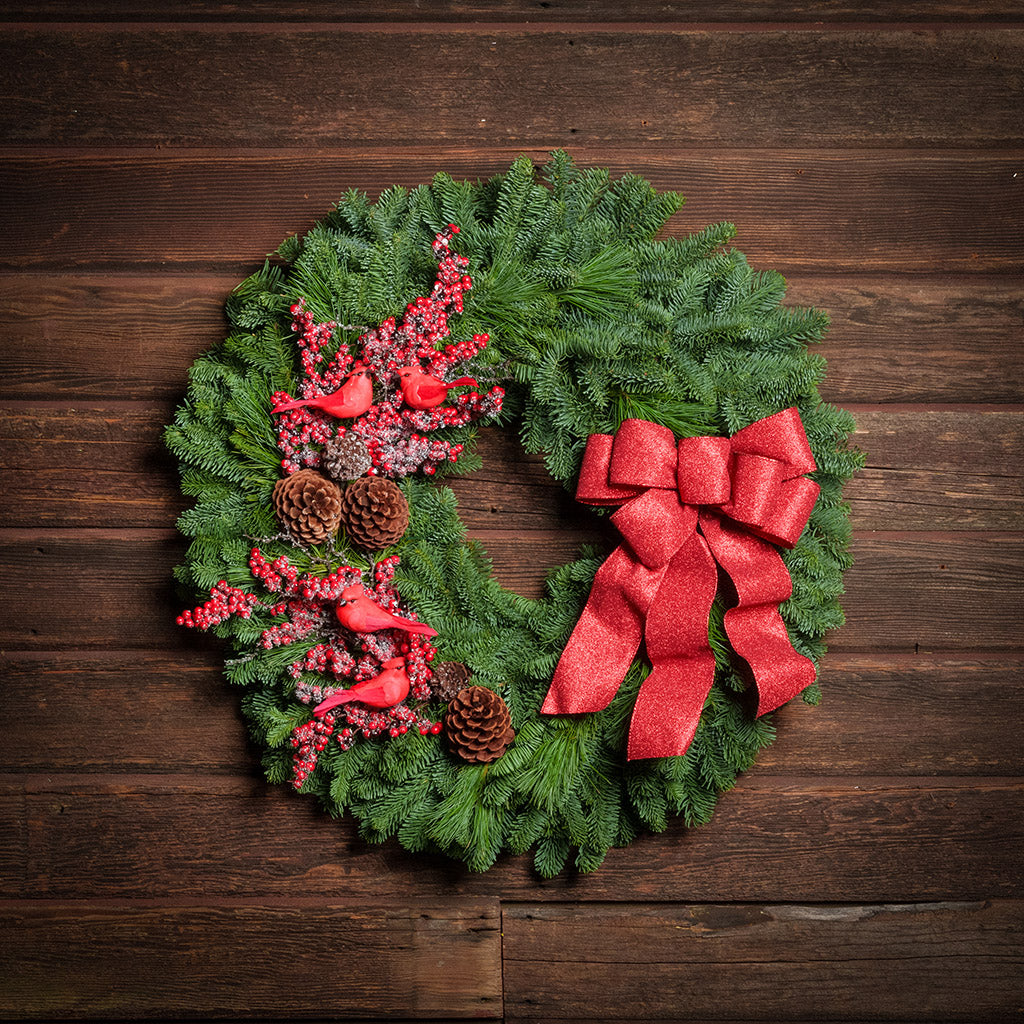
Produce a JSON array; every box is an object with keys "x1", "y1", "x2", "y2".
[
  {"x1": 0, "y1": 30, "x2": 1020, "y2": 148},
  {"x1": 1, "y1": 775, "x2": 1019, "y2": 900},
  {"x1": 0, "y1": 531, "x2": 1019, "y2": 650},
  {"x1": 2, "y1": 2, "x2": 1022, "y2": 22},
  {"x1": 2, "y1": 273, "x2": 1020, "y2": 404},
  {"x1": 836, "y1": 532, "x2": 1024, "y2": 653},
  {"x1": 0, "y1": 649, "x2": 251, "y2": 773},
  {"x1": 3, "y1": 652, "x2": 1019, "y2": 775},
  {"x1": 1, "y1": 153, "x2": 1021, "y2": 273},
  {"x1": 0, "y1": 401, "x2": 186, "y2": 528},
  {"x1": 797, "y1": 277, "x2": 1024, "y2": 405},
  {"x1": 1, "y1": 404, "x2": 1020, "y2": 532},
  {"x1": 0, "y1": 899, "x2": 502, "y2": 1019},
  {"x1": 847, "y1": 408, "x2": 1024, "y2": 531},
  {"x1": 761, "y1": 654, "x2": 1024, "y2": 774},
  {"x1": 502, "y1": 900, "x2": 1024, "y2": 1022}
]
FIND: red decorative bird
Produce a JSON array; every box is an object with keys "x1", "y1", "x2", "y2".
[
  {"x1": 272, "y1": 364, "x2": 373, "y2": 418},
  {"x1": 313, "y1": 657, "x2": 409, "y2": 714},
  {"x1": 334, "y1": 584, "x2": 438, "y2": 637},
  {"x1": 397, "y1": 365, "x2": 477, "y2": 410}
]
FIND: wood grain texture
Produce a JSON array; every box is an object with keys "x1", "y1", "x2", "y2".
[
  {"x1": 1, "y1": 775, "x2": 1019, "y2": 902},
  {"x1": 501, "y1": 901, "x2": 1024, "y2": 1022},
  {"x1": 3, "y1": 2, "x2": 1023, "y2": 22},
  {"x1": 0, "y1": 530, "x2": 1019, "y2": 650},
  {"x1": 2, "y1": 653, "x2": 1020, "y2": 776},
  {"x1": 1, "y1": 404, "x2": 1020, "y2": 531},
  {"x1": 848, "y1": 408, "x2": 1024, "y2": 530},
  {"x1": 0, "y1": 900, "x2": 503, "y2": 1019},
  {"x1": 0, "y1": 7, "x2": 1020, "y2": 1020},
  {"x1": 1, "y1": 152, "x2": 1021, "y2": 274},
  {"x1": 0, "y1": 30, "x2": 1020, "y2": 148}
]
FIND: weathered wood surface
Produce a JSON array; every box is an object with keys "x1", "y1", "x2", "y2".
[
  {"x1": 0, "y1": 7, "x2": 1020, "y2": 1023},
  {"x1": 2, "y1": 30, "x2": 1020, "y2": 148},
  {"x1": 4, "y1": 1, "x2": 1024, "y2": 22},
  {"x1": 0, "y1": 900, "x2": 502, "y2": 1019},
  {"x1": 502, "y1": 901, "x2": 1024, "y2": 1021},
  {"x1": 2, "y1": 152, "x2": 1021, "y2": 273},
  {"x1": 1, "y1": 775, "x2": 1021, "y2": 902},
  {"x1": 4, "y1": 652, "x2": 1020, "y2": 775}
]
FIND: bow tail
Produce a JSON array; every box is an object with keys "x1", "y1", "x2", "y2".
[
  {"x1": 542, "y1": 545, "x2": 667, "y2": 716},
  {"x1": 699, "y1": 512, "x2": 817, "y2": 716},
  {"x1": 627, "y1": 529, "x2": 718, "y2": 760}
]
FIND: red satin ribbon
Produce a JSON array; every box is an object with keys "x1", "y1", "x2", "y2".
[{"x1": 541, "y1": 407, "x2": 821, "y2": 760}]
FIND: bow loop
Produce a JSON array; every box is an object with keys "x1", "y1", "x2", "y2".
[
  {"x1": 608, "y1": 418, "x2": 677, "y2": 489},
  {"x1": 676, "y1": 436, "x2": 731, "y2": 505}
]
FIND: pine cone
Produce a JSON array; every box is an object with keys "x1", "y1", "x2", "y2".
[
  {"x1": 272, "y1": 469, "x2": 342, "y2": 545},
  {"x1": 339, "y1": 477, "x2": 409, "y2": 550},
  {"x1": 444, "y1": 686, "x2": 515, "y2": 764},
  {"x1": 322, "y1": 433, "x2": 372, "y2": 482},
  {"x1": 432, "y1": 661, "x2": 471, "y2": 702}
]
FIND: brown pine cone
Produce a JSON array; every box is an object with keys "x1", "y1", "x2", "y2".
[
  {"x1": 272, "y1": 469, "x2": 342, "y2": 545},
  {"x1": 339, "y1": 477, "x2": 409, "y2": 550},
  {"x1": 444, "y1": 686, "x2": 515, "y2": 764},
  {"x1": 431, "y1": 661, "x2": 471, "y2": 702},
  {"x1": 322, "y1": 433, "x2": 372, "y2": 482}
]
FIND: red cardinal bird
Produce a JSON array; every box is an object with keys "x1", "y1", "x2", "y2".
[
  {"x1": 335, "y1": 584, "x2": 438, "y2": 637},
  {"x1": 313, "y1": 657, "x2": 409, "y2": 714},
  {"x1": 271, "y1": 364, "x2": 373, "y2": 418},
  {"x1": 397, "y1": 365, "x2": 477, "y2": 410}
]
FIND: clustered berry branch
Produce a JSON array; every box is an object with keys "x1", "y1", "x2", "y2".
[
  {"x1": 272, "y1": 226, "x2": 504, "y2": 478},
  {"x1": 179, "y1": 549, "x2": 442, "y2": 788}
]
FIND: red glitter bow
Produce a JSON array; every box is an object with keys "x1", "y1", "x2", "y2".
[{"x1": 541, "y1": 407, "x2": 821, "y2": 760}]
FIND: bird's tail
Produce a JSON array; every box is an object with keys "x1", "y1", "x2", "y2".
[
  {"x1": 313, "y1": 690, "x2": 355, "y2": 716},
  {"x1": 271, "y1": 396, "x2": 310, "y2": 414},
  {"x1": 402, "y1": 621, "x2": 439, "y2": 638},
  {"x1": 447, "y1": 376, "x2": 477, "y2": 388}
]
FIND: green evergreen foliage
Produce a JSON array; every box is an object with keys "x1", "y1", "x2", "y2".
[{"x1": 167, "y1": 153, "x2": 862, "y2": 876}]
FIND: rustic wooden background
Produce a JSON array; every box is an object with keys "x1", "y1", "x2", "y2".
[{"x1": 1, "y1": 2, "x2": 1022, "y2": 1021}]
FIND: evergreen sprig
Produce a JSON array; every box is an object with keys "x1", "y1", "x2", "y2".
[{"x1": 167, "y1": 153, "x2": 862, "y2": 876}]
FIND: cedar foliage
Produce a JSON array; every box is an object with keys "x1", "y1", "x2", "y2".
[{"x1": 166, "y1": 153, "x2": 862, "y2": 876}]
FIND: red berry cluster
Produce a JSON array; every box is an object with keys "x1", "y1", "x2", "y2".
[
  {"x1": 271, "y1": 226, "x2": 504, "y2": 479},
  {"x1": 176, "y1": 580, "x2": 257, "y2": 629},
  {"x1": 290, "y1": 710, "x2": 336, "y2": 790}
]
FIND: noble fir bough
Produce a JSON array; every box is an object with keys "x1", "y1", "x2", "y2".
[{"x1": 167, "y1": 152, "x2": 862, "y2": 876}]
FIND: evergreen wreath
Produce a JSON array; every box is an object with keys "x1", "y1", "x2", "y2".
[{"x1": 167, "y1": 153, "x2": 862, "y2": 876}]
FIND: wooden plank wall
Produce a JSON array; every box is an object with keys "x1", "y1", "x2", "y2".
[{"x1": 1, "y1": 3, "x2": 1022, "y2": 1020}]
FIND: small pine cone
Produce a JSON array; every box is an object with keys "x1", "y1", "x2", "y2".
[
  {"x1": 444, "y1": 686, "x2": 515, "y2": 764},
  {"x1": 322, "y1": 433, "x2": 372, "y2": 482},
  {"x1": 432, "y1": 661, "x2": 471, "y2": 702},
  {"x1": 339, "y1": 477, "x2": 409, "y2": 550},
  {"x1": 272, "y1": 469, "x2": 342, "y2": 545}
]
